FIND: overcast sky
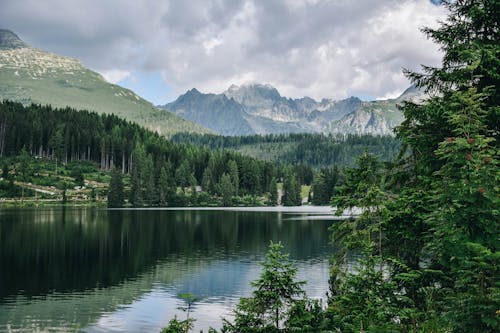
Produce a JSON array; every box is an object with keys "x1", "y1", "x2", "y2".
[{"x1": 1, "y1": 0, "x2": 446, "y2": 104}]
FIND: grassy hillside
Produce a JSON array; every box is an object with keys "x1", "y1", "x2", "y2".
[{"x1": 0, "y1": 45, "x2": 210, "y2": 135}]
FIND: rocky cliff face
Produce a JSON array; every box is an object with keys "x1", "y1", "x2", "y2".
[
  {"x1": 0, "y1": 29, "x2": 28, "y2": 49},
  {"x1": 161, "y1": 83, "x2": 423, "y2": 136}
]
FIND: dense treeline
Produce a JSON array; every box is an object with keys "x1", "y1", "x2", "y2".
[
  {"x1": 172, "y1": 132, "x2": 401, "y2": 167},
  {"x1": 0, "y1": 101, "x2": 284, "y2": 206}
]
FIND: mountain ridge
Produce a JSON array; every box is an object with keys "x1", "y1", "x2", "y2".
[{"x1": 160, "y1": 83, "x2": 422, "y2": 136}]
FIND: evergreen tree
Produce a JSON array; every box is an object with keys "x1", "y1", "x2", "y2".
[
  {"x1": 268, "y1": 177, "x2": 278, "y2": 206},
  {"x1": 223, "y1": 242, "x2": 306, "y2": 332},
  {"x1": 201, "y1": 166, "x2": 213, "y2": 193},
  {"x1": 158, "y1": 166, "x2": 170, "y2": 206},
  {"x1": 17, "y1": 147, "x2": 31, "y2": 202},
  {"x1": 49, "y1": 125, "x2": 64, "y2": 174},
  {"x1": 107, "y1": 168, "x2": 124, "y2": 208},
  {"x1": 282, "y1": 168, "x2": 301, "y2": 206},
  {"x1": 218, "y1": 173, "x2": 234, "y2": 206},
  {"x1": 393, "y1": 1, "x2": 500, "y2": 330},
  {"x1": 176, "y1": 159, "x2": 196, "y2": 192},
  {"x1": 142, "y1": 153, "x2": 157, "y2": 205},
  {"x1": 228, "y1": 159, "x2": 239, "y2": 195},
  {"x1": 326, "y1": 1, "x2": 500, "y2": 331},
  {"x1": 130, "y1": 145, "x2": 145, "y2": 206},
  {"x1": 311, "y1": 166, "x2": 340, "y2": 205},
  {"x1": 2, "y1": 161, "x2": 9, "y2": 179}
]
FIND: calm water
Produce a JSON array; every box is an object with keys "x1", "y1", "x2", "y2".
[{"x1": 0, "y1": 208, "x2": 334, "y2": 332}]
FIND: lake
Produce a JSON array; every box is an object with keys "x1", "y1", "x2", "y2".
[{"x1": 0, "y1": 207, "x2": 335, "y2": 332}]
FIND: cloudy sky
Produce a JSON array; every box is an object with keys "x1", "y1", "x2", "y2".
[{"x1": 2, "y1": 0, "x2": 446, "y2": 104}]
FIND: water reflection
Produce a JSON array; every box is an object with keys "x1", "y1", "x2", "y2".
[{"x1": 0, "y1": 208, "x2": 333, "y2": 332}]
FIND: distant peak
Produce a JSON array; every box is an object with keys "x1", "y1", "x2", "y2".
[
  {"x1": 224, "y1": 82, "x2": 282, "y2": 101},
  {"x1": 227, "y1": 84, "x2": 239, "y2": 91},
  {"x1": 0, "y1": 29, "x2": 28, "y2": 49},
  {"x1": 187, "y1": 88, "x2": 201, "y2": 94},
  {"x1": 241, "y1": 82, "x2": 276, "y2": 90}
]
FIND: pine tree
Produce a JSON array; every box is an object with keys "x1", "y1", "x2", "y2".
[
  {"x1": 176, "y1": 160, "x2": 195, "y2": 192},
  {"x1": 130, "y1": 145, "x2": 145, "y2": 206},
  {"x1": 17, "y1": 147, "x2": 31, "y2": 202},
  {"x1": 282, "y1": 168, "x2": 301, "y2": 206},
  {"x1": 386, "y1": 1, "x2": 500, "y2": 330},
  {"x1": 228, "y1": 159, "x2": 239, "y2": 196},
  {"x1": 223, "y1": 242, "x2": 306, "y2": 332},
  {"x1": 218, "y1": 173, "x2": 234, "y2": 206},
  {"x1": 268, "y1": 177, "x2": 278, "y2": 206},
  {"x1": 158, "y1": 166, "x2": 170, "y2": 206},
  {"x1": 107, "y1": 168, "x2": 124, "y2": 208}
]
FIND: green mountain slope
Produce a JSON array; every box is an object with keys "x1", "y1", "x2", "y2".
[{"x1": 0, "y1": 29, "x2": 209, "y2": 135}]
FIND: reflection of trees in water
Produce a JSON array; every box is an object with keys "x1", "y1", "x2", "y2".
[{"x1": 0, "y1": 208, "x2": 332, "y2": 299}]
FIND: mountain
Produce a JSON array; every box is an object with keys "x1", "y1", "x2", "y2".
[
  {"x1": 0, "y1": 29, "x2": 209, "y2": 135},
  {"x1": 161, "y1": 83, "x2": 424, "y2": 136},
  {"x1": 165, "y1": 88, "x2": 254, "y2": 136}
]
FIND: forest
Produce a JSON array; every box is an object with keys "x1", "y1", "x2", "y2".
[
  {"x1": 172, "y1": 132, "x2": 401, "y2": 167},
  {"x1": 0, "y1": 101, "x2": 320, "y2": 207}
]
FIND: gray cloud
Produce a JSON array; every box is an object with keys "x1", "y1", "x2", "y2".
[{"x1": 1, "y1": 0, "x2": 446, "y2": 101}]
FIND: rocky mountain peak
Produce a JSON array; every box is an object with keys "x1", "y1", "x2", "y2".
[
  {"x1": 224, "y1": 83, "x2": 281, "y2": 99},
  {"x1": 0, "y1": 29, "x2": 28, "y2": 49},
  {"x1": 395, "y1": 84, "x2": 427, "y2": 103}
]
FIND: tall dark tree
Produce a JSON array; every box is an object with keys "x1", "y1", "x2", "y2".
[
  {"x1": 282, "y1": 168, "x2": 301, "y2": 206},
  {"x1": 107, "y1": 168, "x2": 124, "y2": 208},
  {"x1": 394, "y1": 1, "x2": 500, "y2": 330},
  {"x1": 268, "y1": 177, "x2": 278, "y2": 206},
  {"x1": 228, "y1": 159, "x2": 239, "y2": 196},
  {"x1": 17, "y1": 147, "x2": 32, "y2": 202},
  {"x1": 311, "y1": 166, "x2": 341, "y2": 205},
  {"x1": 218, "y1": 173, "x2": 234, "y2": 206}
]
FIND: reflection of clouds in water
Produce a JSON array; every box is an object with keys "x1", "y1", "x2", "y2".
[
  {"x1": 86, "y1": 289, "x2": 179, "y2": 333},
  {"x1": 85, "y1": 258, "x2": 330, "y2": 332},
  {"x1": 176, "y1": 260, "x2": 258, "y2": 299}
]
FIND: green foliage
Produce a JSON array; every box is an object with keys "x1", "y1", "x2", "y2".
[
  {"x1": 107, "y1": 168, "x2": 124, "y2": 208},
  {"x1": 311, "y1": 166, "x2": 341, "y2": 205},
  {"x1": 172, "y1": 132, "x2": 401, "y2": 168},
  {"x1": 268, "y1": 177, "x2": 278, "y2": 206},
  {"x1": 2, "y1": 160, "x2": 10, "y2": 178},
  {"x1": 327, "y1": 1, "x2": 500, "y2": 332},
  {"x1": 223, "y1": 242, "x2": 308, "y2": 332},
  {"x1": 0, "y1": 101, "x2": 278, "y2": 206},
  {"x1": 218, "y1": 173, "x2": 234, "y2": 206},
  {"x1": 328, "y1": 257, "x2": 410, "y2": 333},
  {"x1": 282, "y1": 168, "x2": 301, "y2": 206},
  {"x1": 332, "y1": 152, "x2": 387, "y2": 256},
  {"x1": 160, "y1": 316, "x2": 195, "y2": 333},
  {"x1": 394, "y1": 4, "x2": 500, "y2": 326}
]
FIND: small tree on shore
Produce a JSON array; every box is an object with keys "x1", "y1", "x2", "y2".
[{"x1": 223, "y1": 242, "x2": 306, "y2": 332}]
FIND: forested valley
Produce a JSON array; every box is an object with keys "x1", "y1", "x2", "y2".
[{"x1": 0, "y1": 101, "x2": 340, "y2": 207}]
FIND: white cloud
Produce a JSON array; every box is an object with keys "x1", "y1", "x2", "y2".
[
  {"x1": 100, "y1": 69, "x2": 131, "y2": 84},
  {"x1": 203, "y1": 37, "x2": 223, "y2": 55},
  {"x1": 1, "y1": 0, "x2": 447, "y2": 102}
]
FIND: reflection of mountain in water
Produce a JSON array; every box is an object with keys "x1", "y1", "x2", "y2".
[{"x1": 0, "y1": 208, "x2": 333, "y2": 331}]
